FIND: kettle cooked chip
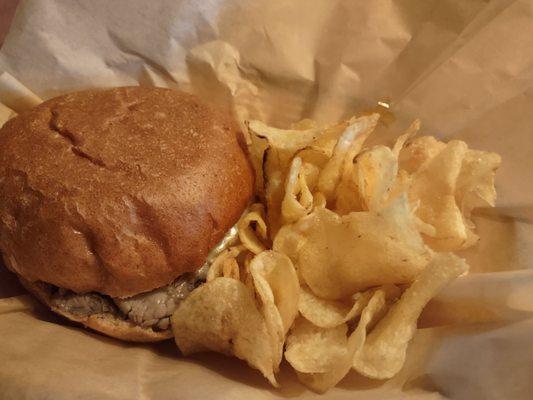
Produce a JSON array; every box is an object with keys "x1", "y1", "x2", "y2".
[
  {"x1": 318, "y1": 114, "x2": 379, "y2": 201},
  {"x1": 249, "y1": 250, "x2": 300, "y2": 335},
  {"x1": 282, "y1": 157, "x2": 314, "y2": 224},
  {"x1": 238, "y1": 203, "x2": 268, "y2": 254},
  {"x1": 285, "y1": 318, "x2": 349, "y2": 374},
  {"x1": 353, "y1": 252, "x2": 469, "y2": 379},
  {"x1": 293, "y1": 288, "x2": 388, "y2": 393},
  {"x1": 409, "y1": 140, "x2": 469, "y2": 251},
  {"x1": 298, "y1": 285, "x2": 373, "y2": 328},
  {"x1": 171, "y1": 277, "x2": 278, "y2": 386},
  {"x1": 295, "y1": 195, "x2": 432, "y2": 299}
]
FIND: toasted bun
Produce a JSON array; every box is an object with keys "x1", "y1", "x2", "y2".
[
  {"x1": 0, "y1": 87, "x2": 253, "y2": 297},
  {"x1": 19, "y1": 278, "x2": 172, "y2": 342}
]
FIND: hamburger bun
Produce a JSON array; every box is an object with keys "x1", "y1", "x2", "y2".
[{"x1": 0, "y1": 87, "x2": 254, "y2": 341}]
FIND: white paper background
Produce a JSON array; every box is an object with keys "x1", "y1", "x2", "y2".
[{"x1": 0, "y1": 0, "x2": 532, "y2": 399}]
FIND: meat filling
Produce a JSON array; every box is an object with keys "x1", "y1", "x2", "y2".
[{"x1": 49, "y1": 225, "x2": 239, "y2": 331}]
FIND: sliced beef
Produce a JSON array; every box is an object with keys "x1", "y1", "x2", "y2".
[{"x1": 112, "y1": 275, "x2": 196, "y2": 329}]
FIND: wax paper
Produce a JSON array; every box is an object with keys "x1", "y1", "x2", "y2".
[{"x1": 0, "y1": 0, "x2": 532, "y2": 399}]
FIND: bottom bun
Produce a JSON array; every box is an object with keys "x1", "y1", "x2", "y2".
[{"x1": 19, "y1": 278, "x2": 173, "y2": 343}]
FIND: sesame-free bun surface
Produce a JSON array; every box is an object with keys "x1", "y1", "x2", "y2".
[{"x1": 0, "y1": 87, "x2": 253, "y2": 298}]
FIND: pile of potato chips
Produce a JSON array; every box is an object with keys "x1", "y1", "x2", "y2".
[{"x1": 171, "y1": 113, "x2": 500, "y2": 392}]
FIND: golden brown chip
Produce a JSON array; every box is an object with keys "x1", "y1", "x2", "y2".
[
  {"x1": 249, "y1": 251, "x2": 300, "y2": 335},
  {"x1": 285, "y1": 318, "x2": 348, "y2": 374},
  {"x1": 248, "y1": 120, "x2": 323, "y2": 236},
  {"x1": 409, "y1": 140, "x2": 468, "y2": 251},
  {"x1": 295, "y1": 195, "x2": 431, "y2": 300},
  {"x1": 171, "y1": 278, "x2": 278, "y2": 386},
  {"x1": 354, "y1": 145, "x2": 398, "y2": 212},
  {"x1": 293, "y1": 288, "x2": 388, "y2": 393},
  {"x1": 298, "y1": 286, "x2": 373, "y2": 328},
  {"x1": 399, "y1": 135, "x2": 446, "y2": 174},
  {"x1": 238, "y1": 204, "x2": 268, "y2": 254},
  {"x1": 318, "y1": 114, "x2": 379, "y2": 201},
  {"x1": 392, "y1": 119, "x2": 421, "y2": 158},
  {"x1": 206, "y1": 245, "x2": 246, "y2": 282},
  {"x1": 281, "y1": 157, "x2": 314, "y2": 224},
  {"x1": 353, "y1": 253, "x2": 468, "y2": 379}
]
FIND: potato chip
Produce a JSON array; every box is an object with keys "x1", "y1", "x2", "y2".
[
  {"x1": 334, "y1": 149, "x2": 365, "y2": 215},
  {"x1": 318, "y1": 114, "x2": 379, "y2": 201},
  {"x1": 296, "y1": 195, "x2": 431, "y2": 299},
  {"x1": 399, "y1": 135, "x2": 446, "y2": 174},
  {"x1": 298, "y1": 285, "x2": 373, "y2": 328},
  {"x1": 249, "y1": 251, "x2": 299, "y2": 335},
  {"x1": 206, "y1": 245, "x2": 246, "y2": 282},
  {"x1": 171, "y1": 277, "x2": 278, "y2": 386},
  {"x1": 247, "y1": 123, "x2": 270, "y2": 199},
  {"x1": 455, "y1": 149, "x2": 501, "y2": 246},
  {"x1": 385, "y1": 168, "x2": 411, "y2": 206},
  {"x1": 409, "y1": 140, "x2": 468, "y2": 251},
  {"x1": 310, "y1": 119, "x2": 352, "y2": 156},
  {"x1": 271, "y1": 222, "x2": 306, "y2": 264},
  {"x1": 392, "y1": 119, "x2": 420, "y2": 158},
  {"x1": 313, "y1": 191, "x2": 327, "y2": 209},
  {"x1": 300, "y1": 160, "x2": 321, "y2": 191},
  {"x1": 263, "y1": 165, "x2": 285, "y2": 237},
  {"x1": 248, "y1": 120, "x2": 323, "y2": 235},
  {"x1": 294, "y1": 288, "x2": 387, "y2": 393},
  {"x1": 353, "y1": 253, "x2": 469, "y2": 379},
  {"x1": 248, "y1": 251, "x2": 299, "y2": 371},
  {"x1": 238, "y1": 204, "x2": 268, "y2": 254},
  {"x1": 285, "y1": 318, "x2": 349, "y2": 374},
  {"x1": 282, "y1": 157, "x2": 314, "y2": 224},
  {"x1": 295, "y1": 147, "x2": 330, "y2": 173},
  {"x1": 247, "y1": 121, "x2": 323, "y2": 177},
  {"x1": 354, "y1": 145, "x2": 398, "y2": 212},
  {"x1": 222, "y1": 258, "x2": 240, "y2": 280}
]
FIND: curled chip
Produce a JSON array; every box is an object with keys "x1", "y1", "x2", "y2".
[
  {"x1": 409, "y1": 140, "x2": 468, "y2": 251},
  {"x1": 272, "y1": 218, "x2": 310, "y2": 264},
  {"x1": 222, "y1": 258, "x2": 240, "y2": 280},
  {"x1": 248, "y1": 120, "x2": 322, "y2": 235},
  {"x1": 455, "y1": 149, "x2": 501, "y2": 246},
  {"x1": 401, "y1": 135, "x2": 500, "y2": 251},
  {"x1": 282, "y1": 157, "x2": 314, "y2": 224},
  {"x1": 399, "y1": 135, "x2": 446, "y2": 174},
  {"x1": 298, "y1": 285, "x2": 372, "y2": 328},
  {"x1": 318, "y1": 114, "x2": 379, "y2": 201},
  {"x1": 354, "y1": 145, "x2": 397, "y2": 212},
  {"x1": 392, "y1": 119, "x2": 420, "y2": 158},
  {"x1": 294, "y1": 288, "x2": 388, "y2": 393},
  {"x1": 294, "y1": 195, "x2": 432, "y2": 299},
  {"x1": 249, "y1": 250, "x2": 299, "y2": 335},
  {"x1": 171, "y1": 277, "x2": 278, "y2": 386},
  {"x1": 353, "y1": 253, "x2": 469, "y2": 379},
  {"x1": 238, "y1": 203, "x2": 268, "y2": 254},
  {"x1": 206, "y1": 245, "x2": 246, "y2": 282}
]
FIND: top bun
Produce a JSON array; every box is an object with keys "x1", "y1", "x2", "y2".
[{"x1": 0, "y1": 87, "x2": 253, "y2": 298}]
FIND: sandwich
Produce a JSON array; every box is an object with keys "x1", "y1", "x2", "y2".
[{"x1": 0, "y1": 86, "x2": 254, "y2": 342}]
